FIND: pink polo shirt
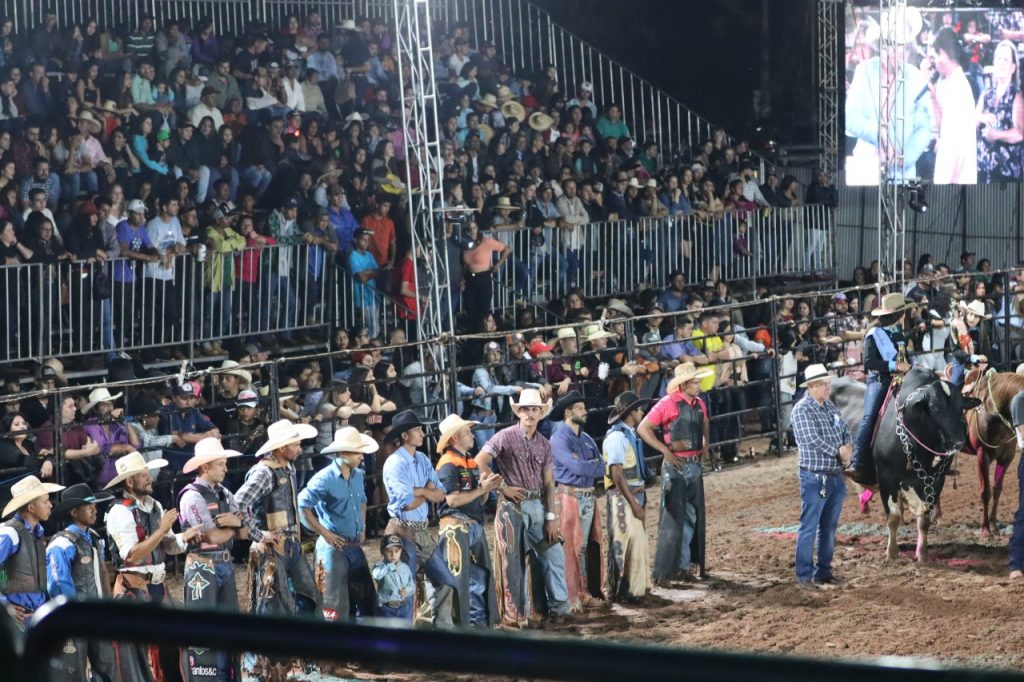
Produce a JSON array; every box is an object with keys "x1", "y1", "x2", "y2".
[{"x1": 644, "y1": 392, "x2": 707, "y2": 458}]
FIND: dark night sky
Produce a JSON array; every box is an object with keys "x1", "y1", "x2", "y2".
[{"x1": 533, "y1": 0, "x2": 819, "y2": 143}]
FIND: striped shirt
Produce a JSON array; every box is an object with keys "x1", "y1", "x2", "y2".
[{"x1": 791, "y1": 394, "x2": 851, "y2": 474}]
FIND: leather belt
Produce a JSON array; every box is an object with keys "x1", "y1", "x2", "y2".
[
  {"x1": 557, "y1": 484, "x2": 595, "y2": 498},
  {"x1": 395, "y1": 519, "x2": 428, "y2": 530},
  {"x1": 385, "y1": 599, "x2": 406, "y2": 608},
  {"x1": 522, "y1": 489, "x2": 543, "y2": 501},
  {"x1": 473, "y1": 409, "x2": 495, "y2": 416},
  {"x1": 192, "y1": 550, "x2": 232, "y2": 562}
]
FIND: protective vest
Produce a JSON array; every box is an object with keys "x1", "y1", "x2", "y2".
[
  {"x1": 110, "y1": 497, "x2": 165, "y2": 569},
  {"x1": 604, "y1": 422, "x2": 643, "y2": 489},
  {"x1": 55, "y1": 528, "x2": 103, "y2": 597},
  {"x1": 178, "y1": 481, "x2": 234, "y2": 553},
  {"x1": 0, "y1": 519, "x2": 46, "y2": 594},
  {"x1": 668, "y1": 396, "x2": 705, "y2": 454},
  {"x1": 256, "y1": 460, "x2": 297, "y2": 532}
]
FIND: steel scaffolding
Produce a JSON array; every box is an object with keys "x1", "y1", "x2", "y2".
[
  {"x1": 877, "y1": 0, "x2": 910, "y2": 288},
  {"x1": 817, "y1": 0, "x2": 840, "y2": 181},
  {"x1": 393, "y1": 0, "x2": 453, "y2": 411}
]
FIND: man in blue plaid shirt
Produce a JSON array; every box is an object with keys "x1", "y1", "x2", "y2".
[{"x1": 790, "y1": 364, "x2": 851, "y2": 590}]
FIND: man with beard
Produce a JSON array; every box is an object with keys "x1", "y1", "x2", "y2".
[
  {"x1": 46, "y1": 483, "x2": 117, "y2": 680},
  {"x1": 549, "y1": 391, "x2": 606, "y2": 611}
]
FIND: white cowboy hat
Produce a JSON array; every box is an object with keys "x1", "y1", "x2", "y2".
[
  {"x1": 218, "y1": 360, "x2": 253, "y2": 385},
  {"x1": 182, "y1": 437, "x2": 242, "y2": 474},
  {"x1": 435, "y1": 415, "x2": 478, "y2": 454},
  {"x1": 2, "y1": 476, "x2": 64, "y2": 518},
  {"x1": 627, "y1": 177, "x2": 643, "y2": 190},
  {"x1": 798, "y1": 363, "x2": 833, "y2": 388},
  {"x1": 581, "y1": 323, "x2": 615, "y2": 345},
  {"x1": 494, "y1": 196, "x2": 519, "y2": 210},
  {"x1": 83, "y1": 387, "x2": 124, "y2": 414},
  {"x1": 501, "y1": 100, "x2": 526, "y2": 122},
  {"x1": 555, "y1": 327, "x2": 578, "y2": 344},
  {"x1": 529, "y1": 111, "x2": 554, "y2": 132},
  {"x1": 604, "y1": 298, "x2": 634, "y2": 317},
  {"x1": 322, "y1": 426, "x2": 380, "y2": 455},
  {"x1": 510, "y1": 388, "x2": 552, "y2": 420},
  {"x1": 255, "y1": 419, "x2": 318, "y2": 456},
  {"x1": 103, "y1": 451, "x2": 168, "y2": 490},
  {"x1": 339, "y1": 19, "x2": 358, "y2": 31},
  {"x1": 871, "y1": 292, "x2": 911, "y2": 317},
  {"x1": 666, "y1": 362, "x2": 714, "y2": 394},
  {"x1": 72, "y1": 111, "x2": 103, "y2": 134},
  {"x1": 960, "y1": 299, "x2": 993, "y2": 320}
]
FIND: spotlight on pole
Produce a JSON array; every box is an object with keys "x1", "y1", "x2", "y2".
[{"x1": 908, "y1": 183, "x2": 928, "y2": 214}]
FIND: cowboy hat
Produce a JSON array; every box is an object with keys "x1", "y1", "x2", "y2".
[
  {"x1": 627, "y1": 177, "x2": 643, "y2": 190},
  {"x1": 2, "y1": 476, "x2": 64, "y2": 517},
  {"x1": 182, "y1": 437, "x2": 243, "y2": 474},
  {"x1": 344, "y1": 111, "x2": 368, "y2": 125},
  {"x1": 581, "y1": 323, "x2": 616, "y2": 345},
  {"x1": 478, "y1": 93, "x2": 498, "y2": 109},
  {"x1": 555, "y1": 327, "x2": 578, "y2": 344},
  {"x1": 128, "y1": 394, "x2": 163, "y2": 419},
  {"x1": 435, "y1": 414, "x2": 478, "y2": 454},
  {"x1": 316, "y1": 167, "x2": 345, "y2": 186},
  {"x1": 529, "y1": 111, "x2": 554, "y2": 132},
  {"x1": 51, "y1": 483, "x2": 113, "y2": 521},
  {"x1": 83, "y1": 387, "x2": 124, "y2": 414},
  {"x1": 501, "y1": 100, "x2": 526, "y2": 122},
  {"x1": 218, "y1": 360, "x2": 253, "y2": 385},
  {"x1": 666, "y1": 362, "x2": 714, "y2": 394},
  {"x1": 378, "y1": 172, "x2": 407, "y2": 195},
  {"x1": 255, "y1": 419, "x2": 318, "y2": 456},
  {"x1": 97, "y1": 100, "x2": 123, "y2": 114},
  {"x1": 103, "y1": 451, "x2": 168, "y2": 490},
  {"x1": 798, "y1": 363, "x2": 833, "y2": 388},
  {"x1": 511, "y1": 388, "x2": 552, "y2": 420},
  {"x1": 551, "y1": 390, "x2": 588, "y2": 421},
  {"x1": 871, "y1": 292, "x2": 911, "y2": 316},
  {"x1": 607, "y1": 391, "x2": 655, "y2": 425},
  {"x1": 384, "y1": 409, "x2": 427, "y2": 444},
  {"x1": 494, "y1": 196, "x2": 519, "y2": 210},
  {"x1": 604, "y1": 298, "x2": 634, "y2": 317},
  {"x1": 477, "y1": 123, "x2": 494, "y2": 143},
  {"x1": 72, "y1": 111, "x2": 103, "y2": 134},
  {"x1": 322, "y1": 426, "x2": 380, "y2": 455},
  {"x1": 496, "y1": 85, "x2": 514, "y2": 100},
  {"x1": 960, "y1": 299, "x2": 993, "y2": 320},
  {"x1": 339, "y1": 19, "x2": 358, "y2": 31}
]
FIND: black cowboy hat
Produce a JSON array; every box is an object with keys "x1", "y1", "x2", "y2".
[
  {"x1": 384, "y1": 409, "x2": 427, "y2": 443},
  {"x1": 607, "y1": 391, "x2": 655, "y2": 425},
  {"x1": 128, "y1": 394, "x2": 163, "y2": 419},
  {"x1": 52, "y1": 483, "x2": 114, "y2": 521},
  {"x1": 550, "y1": 391, "x2": 589, "y2": 421}
]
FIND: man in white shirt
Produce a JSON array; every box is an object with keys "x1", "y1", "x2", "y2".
[
  {"x1": 189, "y1": 86, "x2": 225, "y2": 129},
  {"x1": 144, "y1": 197, "x2": 186, "y2": 350},
  {"x1": 929, "y1": 27, "x2": 978, "y2": 184}
]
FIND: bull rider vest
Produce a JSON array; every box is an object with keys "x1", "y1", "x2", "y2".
[
  {"x1": 178, "y1": 481, "x2": 235, "y2": 554},
  {"x1": 55, "y1": 528, "x2": 103, "y2": 597},
  {"x1": 668, "y1": 396, "x2": 705, "y2": 455},
  {"x1": 257, "y1": 460, "x2": 298, "y2": 532},
  {"x1": 111, "y1": 496, "x2": 165, "y2": 569},
  {"x1": 0, "y1": 518, "x2": 46, "y2": 594}
]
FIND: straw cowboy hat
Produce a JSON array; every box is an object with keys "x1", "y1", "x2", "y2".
[
  {"x1": 182, "y1": 437, "x2": 242, "y2": 474},
  {"x1": 476, "y1": 123, "x2": 494, "y2": 143},
  {"x1": 529, "y1": 111, "x2": 555, "y2": 132},
  {"x1": 384, "y1": 409, "x2": 428, "y2": 444},
  {"x1": 255, "y1": 419, "x2": 318, "y2": 456},
  {"x1": 554, "y1": 327, "x2": 578, "y2": 345},
  {"x1": 97, "y1": 100, "x2": 123, "y2": 114},
  {"x1": 435, "y1": 414, "x2": 478, "y2": 454},
  {"x1": 798, "y1": 363, "x2": 833, "y2": 388},
  {"x1": 219, "y1": 360, "x2": 253, "y2": 385},
  {"x1": 666, "y1": 362, "x2": 713, "y2": 394},
  {"x1": 83, "y1": 387, "x2": 124, "y2": 414},
  {"x1": 511, "y1": 388, "x2": 552, "y2": 419},
  {"x1": 607, "y1": 390, "x2": 655, "y2": 425},
  {"x1": 103, "y1": 451, "x2": 168, "y2": 490},
  {"x1": 322, "y1": 426, "x2": 380, "y2": 455},
  {"x1": 51, "y1": 483, "x2": 113, "y2": 521},
  {"x1": 496, "y1": 85, "x2": 514, "y2": 101},
  {"x1": 871, "y1": 292, "x2": 911, "y2": 317},
  {"x1": 960, "y1": 299, "x2": 993, "y2": 320},
  {"x1": 478, "y1": 93, "x2": 498, "y2": 109},
  {"x1": 604, "y1": 298, "x2": 634, "y2": 317},
  {"x1": 72, "y1": 110, "x2": 103, "y2": 134},
  {"x1": 494, "y1": 196, "x2": 519, "y2": 210},
  {"x1": 2, "y1": 476, "x2": 64, "y2": 518},
  {"x1": 501, "y1": 100, "x2": 526, "y2": 122},
  {"x1": 339, "y1": 19, "x2": 358, "y2": 31},
  {"x1": 581, "y1": 323, "x2": 615, "y2": 345}
]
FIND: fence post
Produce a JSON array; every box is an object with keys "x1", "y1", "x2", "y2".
[
  {"x1": 268, "y1": 362, "x2": 281, "y2": 422},
  {"x1": 447, "y1": 335, "x2": 460, "y2": 415},
  {"x1": 52, "y1": 388, "x2": 63, "y2": 486},
  {"x1": 769, "y1": 297, "x2": 783, "y2": 457},
  {"x1": 623, "y1": 317, "x2": 637, "y2": 394},
  {"x1": 1004, "y1": 280, "x2": 1013, "y2": 372}
]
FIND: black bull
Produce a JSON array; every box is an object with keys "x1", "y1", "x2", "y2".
[{"x1": 829, "y1": 367, "x2": 980, "y2": 561}]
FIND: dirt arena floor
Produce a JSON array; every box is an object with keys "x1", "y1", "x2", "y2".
[{"x1": 168, "y1": 449, "x2": 1024, "y2": 680}]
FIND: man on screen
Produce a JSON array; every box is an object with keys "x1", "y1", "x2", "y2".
[
  {"x1": 845, "y1": 7, "x2": 934, "y2": 184},
  {"x1": 928, "y1": 27, "x2": 978, "y2": 184}
]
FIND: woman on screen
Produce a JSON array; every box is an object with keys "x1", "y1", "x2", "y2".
[{"x1": 977, "y1": 40, "x2": 1024, "y2": 183}]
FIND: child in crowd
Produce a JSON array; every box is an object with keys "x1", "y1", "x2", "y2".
[{"x1": 371, "y1": 534, "x2": 415, "y2": 619}]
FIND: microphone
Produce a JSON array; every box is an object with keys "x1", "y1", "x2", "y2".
[{"x1": 915, "y1": 69, "x2": 941, "y2": 102}]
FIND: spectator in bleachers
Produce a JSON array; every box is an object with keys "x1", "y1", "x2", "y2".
[
  {"x1": 160, "y1": 381, "x2": 219, "y2": 453},
  {"x1": 81, "y1": 387, "x2": 139, "y2": 487}
]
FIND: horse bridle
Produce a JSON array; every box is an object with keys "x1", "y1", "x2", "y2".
[{"x1": 970, "y1": 371, "x2": 1018, "y2": 449}]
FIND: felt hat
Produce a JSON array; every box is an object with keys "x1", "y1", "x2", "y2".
[
  {"x1": 254, "y1": 419, "x2": 318, "y2": 456},
  {"x1": 128, "y1": 394, "x2": 163, "y2": 418},
  {"x1": 383, "y1": 409, "x2": 427, "y2": 444},
  {"x1": 551, "y1": 390, "x2": 588, "y2": 421},
  {"x1": 529, "y1": 111, "x2": 554, "y2": 132},
  {"x1": 510, "y1": 388, "x2": 552, "y2": 419},
  {"x1": 798, "y1": 363, "x2": 832, "y2": 388},
  {"x1": 103, "y1": 452, "x2": 168, "y2": 490},
  {"x1": 665, "y1": 362, "x2": 713, "y2": 394},
  {"x1": 83, "y1": 387, "x2": 124, "y2": 414},
  {"x1": 182, "y1": 437, "x2": 242, "y2": 474},
  {"x1": 51, "y1": 483, "x2": 113, "y2": 521},
  {"x1": 435, "y1": 414, "x2": 478, "y2": 454},
  {"x1": 607, "y1": 390, "x2": 655, "y2": 425},
  {"x1": 960, "y1": 299, "x2": 992, "y2": 320},
  {"x1": 2, "y1": 476, "x2": 64, "y2": 518},
  {"x1": 501, "y1": 100, "x2": 526, "y2": 122},
  {"x1": 322, "y1": 426, "x2": 380, "y2": 455},
  {"x1": 871, "y1": 292, "x2": 911, "y2": 316}
]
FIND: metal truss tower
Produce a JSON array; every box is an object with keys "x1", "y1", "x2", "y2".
[
  {"x1": 393, "y1": 0, "x2": 453, "y2": 412},
  {"x1": 817, "y1": 0, "x2": 840, "y2": 181},
  {"x1": 877, "y1": 0, "x2": 910, "y2": 288}
]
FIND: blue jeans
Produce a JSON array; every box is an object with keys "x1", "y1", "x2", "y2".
[
  {"x1": 852, "y1": 374, "x2": 887, "y2": 472},
  {"x1": 472, "y1": 412, "x2": 497, "y2": 451},
  {"x1": 520, "y1": 498, "x2": 570, "y2": 615},
  {"x1": 950, "y1": 360, "x2": 966, "y2": 387},
  {"x1": 241, "y1": 165, "x2": 273, "y2": 197},
  {"x1": 270, "y1": 276, "x2": 297, "y2": 340},
  {"x1": 61, "y1": 170, "x2": 98, "y2": 199},
  {"x1": 558, "y1": 247, "x2": 580, "y2": 292},
  {"x1": 358, "y1": 299, "x2": 380, "y2": 340},
  {"x1": 796, "y1": 469, "x2": 846, "y2": 581},
  {"x1": 1009, "y1": 456, "x2": 1024, "y2": 572},
  {"x1": 204, "y1": 289, "x2": 234, "y2": 340},
  {"x1": 575, "y1": 493, "x2": 596, "y2": 584},
  {"x1": 100, "y1": 298, "x2": 115, "y2": 358}
]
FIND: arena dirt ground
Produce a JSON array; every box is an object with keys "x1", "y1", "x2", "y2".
[{"x1": 166, "y1": 447, "x2": 1024, "y2": 681}]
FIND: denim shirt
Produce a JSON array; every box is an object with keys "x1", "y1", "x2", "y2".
[
  {"x1": 382, "y1": 447, "x2": 445, "y2": 521},
  {"x1": 550, "y1": 421, "x2": 605, "y2": 488},
  {"x1": 371, "y1": 560, "x2": 414, "y2": 605},
  {"x1": 298, "y1": 460, "x2": 367, "y2": 539}
]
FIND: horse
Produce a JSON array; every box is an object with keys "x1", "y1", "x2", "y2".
[{"x1": 962, "y1": 368, "x2": 1024, "y2": 536}]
